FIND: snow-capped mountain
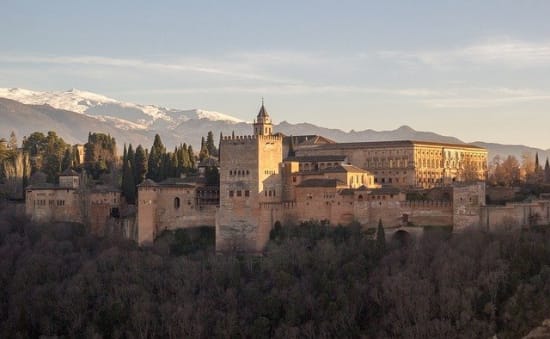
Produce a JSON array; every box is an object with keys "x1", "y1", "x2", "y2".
[
  {"x1": 0, "y1": 87, "x2": 244, "y2": 130},
  {"x1": 1, "y1": 87, "x2": 547, "y2": 160}
]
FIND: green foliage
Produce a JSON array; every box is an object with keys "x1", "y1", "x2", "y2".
[
  {"x1": 147, "y1": 134, "x2": 166, "y2": 182},
  {"x1": 121, "y1": 159, "x2": 136, "y2": 204},
  {"x1": 3, "y1": 208, "x2": 550, "y2": 338},
  {"x1": 206, "y1": 131, "x2": 217, "y2": 157},
  {"x1": 168, "y1": 227, "x2": 215, "y2": 256},
  {"x1": 61, "y1": 148, "x2": 73, "y2": 171},
  {"x1": 84, "y1": 132, "x2": 116, "y2": 179},
  {"x1": 134, "y1": 145, "x2": 147, "y2": 184}
]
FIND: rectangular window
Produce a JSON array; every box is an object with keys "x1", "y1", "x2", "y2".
[
  {"x1": 245, "y1": 190, "x2": 250, "y2": 197},
  {"x1": 229, "y1": 191, "x2": 234, "y2": 197},
  {"x1": 237, "y1": 190, "x2": 242, "y2": 197}
]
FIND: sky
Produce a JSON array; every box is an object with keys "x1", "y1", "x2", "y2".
[{"x1": 1, "y1": 1, "x2": 549, "y2": 148}]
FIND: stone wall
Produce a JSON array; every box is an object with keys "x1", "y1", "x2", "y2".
[
  {"x1": 480, "y1": 200, "x2": 550, "y2": 232},
  {"x1": 216, "y1": 134, "x2": 283, "y2": 252}
]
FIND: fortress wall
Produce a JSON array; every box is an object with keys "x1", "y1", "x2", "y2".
[
  {"x1": 25, "y1": 189, "x2": 82, "y2": 224},
  {"x1": 88, "y1": 191, "x2": 121, "y2": 236},
  {"x1": 481, "y1": 201, "x2": 550, "y2": 232},
  {"x1": 153, "y1": 186, "x2": 216, "y2": 233},
  {"x1": 453, "y1": 183, "x2": 486, "y2": 231},
  {"x1": 137, "y1": 187, "x2": 158, "y2": 245}
]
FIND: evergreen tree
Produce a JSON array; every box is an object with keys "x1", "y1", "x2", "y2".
[
  {"x1": 199, "y1": 136, "x2": 209, "y2": 162},
  {"x1": 84, "y1": 132, "x2": 116, "y2": 179},
  {"x1": 170, "y1": 152, "x2": 178, "y2": 178},
  {"x1": 61, "y1": 148, "x2": 73, "y2": 171},
  {"x1": 121, "y1": 144, "x2": 128, "y2": 187},
  {"x1": 187, "y1": 145, "x2": 195, "y2": 169},
  {"x1": 535, "y1": 153, "x2": 541, "y2": 172},
  {"x1": 206, "y1": 131, "x2": 217, "y2": 157},
  {"x1": 147, "y1": 134, "x2": 166, "y2": 182},
  {"x1": 134, "y1": 145, "x2": 147, "y2": 184},
  {"x1": 127, "y1": 144, "x2": 135, "y2": 171},
  {"x1": 122, "y1": 159, "x2": 136, "y2": 204},
  {"x1": 73, "y1": 147, "x2": 81, "y2": 167},
  {"x1": 376, "y1": 219, "x2": 386, "y2": 255}
]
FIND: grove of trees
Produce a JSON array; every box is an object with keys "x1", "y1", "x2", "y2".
[{"x1": 1, "y1": 203, "x2": 550, "y2": 338}]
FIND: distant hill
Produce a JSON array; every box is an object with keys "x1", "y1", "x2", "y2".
[{"x1": 0, "y1": 87, "x2": 548, "y2": 162}]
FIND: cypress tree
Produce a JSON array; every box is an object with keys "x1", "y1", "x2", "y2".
[
  {"x1": 187, "y1": 145, "x2": 195, "y2": 169},
  {"x1": 206, "y1": 131, "x2": 217, "y2": 156},
  {"x1": 127, "y1": 144, "x2": 135, "y2": 175},
  {"x1": 61, "y1": 148, "x2": 73, "y2": 171},
  {"x1": 134, "y1": 145, "x2": 147, "y2": 184},
  {"x1": 122, "y1": 159, "x2": 136, "y2": 204},
  {"x1": 147, "y1": 134, "x2": 166, "y2": 181},
  {"x1": 73, "y1": 147, "x2": 81, "y2": 166},
  {"x1": 121, "y1": 144, "x2": 128, "y2": 187}
]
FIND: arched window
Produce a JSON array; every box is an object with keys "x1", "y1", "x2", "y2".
[
  {"x1": 358, "y1": 195, "x2": 364, "y2": 201},
  {"x1": 174, "y1": 197, "x2": 181, "y2": 209}
]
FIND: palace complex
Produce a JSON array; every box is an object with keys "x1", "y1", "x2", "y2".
[{"x1": 28, "y1": 102, "x2": 550, "y2": 253}]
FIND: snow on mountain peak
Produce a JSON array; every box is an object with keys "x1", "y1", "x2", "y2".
[
  {"x1": 0, "y1": 87, "x2": 245, "y2": 128},
  {"x1": 195, "y1": 109, "x2": 244, "y2": 123}
]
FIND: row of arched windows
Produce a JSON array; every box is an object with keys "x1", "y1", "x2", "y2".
[{"x1": 229, "y1": 169, "x2": 250, "y2": 176}]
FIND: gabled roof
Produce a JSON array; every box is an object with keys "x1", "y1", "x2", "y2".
[
  {"x1": 138, "y1": 179, "x2": 158, "y2": 187},
  {"x1": 283, "y1": 135, "x2": 336, "y2": 146},
  {"x1": 305, "y1": 140, "x2": 485, "y2": 151},
  {"x1": 60, "y1": 168, "x2": 79, "y2": 176},
  {"x1": 296, "y1": 178, "x2": 345, "y2": 188},
  {"x1": 285, "y1": 155, "x2": 348, "y2": 163},
  {"x1": 322, "y1": 164, "x2": 370, "y2": 174}
]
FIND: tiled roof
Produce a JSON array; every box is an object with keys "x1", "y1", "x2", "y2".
[
  {"x1": 285, "y1": 155, "x2": 348, "y2": 163},
  {"x1": 296, "y1": 178, "x2": 345, "y2": 188},
  {"x1": 304, "y1": 140, "x2": 486, "y2": 150},
  {"x1": 60, "y1": 168, "x2": 79, "y2": 176},
  {"x1": 323, "y1": 164, "x2": 370, "y2": 174},
  {"x1": 368, "y1": 186, "x2": 403, "y2": 195}
]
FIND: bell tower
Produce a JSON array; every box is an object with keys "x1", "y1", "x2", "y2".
[{"x1": 253, "y1": 98, "x2": 272, "y2": 136}]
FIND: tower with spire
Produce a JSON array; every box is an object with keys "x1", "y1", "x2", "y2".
[{"x1": 253, "y1": 98, "x2": 273, "y2": 136}]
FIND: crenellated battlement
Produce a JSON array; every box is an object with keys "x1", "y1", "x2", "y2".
[
  {"x1": 221, "y1": 134, "x2": 283, "y2": 144},
  {"x1": 400, "y1": 200, "x2": 452, "y2": 209}
]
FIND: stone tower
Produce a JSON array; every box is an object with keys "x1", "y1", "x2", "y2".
[
  {"x1": 253, "y1": 99, "x2": 273, "y2": 136},
  {"x1": 216, "y1": 102, "x2": 283, "y2": 252}
]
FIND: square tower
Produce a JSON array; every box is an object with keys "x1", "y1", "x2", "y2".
[{"x1": 216, "y1": 103, "x2": 283, "y2": 252}]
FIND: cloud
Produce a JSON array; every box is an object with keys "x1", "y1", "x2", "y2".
[
  {"x1": 0, "y1": 54, "x2": 293, "y2": 83},
  {"x1": 378, "y1": 39, "x2": 550, "y2": 68}
]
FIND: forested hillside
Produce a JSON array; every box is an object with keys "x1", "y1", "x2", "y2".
[{"x1": 0, "y1": 205, "x2": 549, "y2": 338}]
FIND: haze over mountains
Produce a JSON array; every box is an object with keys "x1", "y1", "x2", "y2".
[{"x1": 0, "y1": 87, "x2": 548, "y2": 161}]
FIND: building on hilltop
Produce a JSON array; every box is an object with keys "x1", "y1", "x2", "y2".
[
  {"x1": 24, "y1": 101, "x2": 492, "y2": 253},
  {"x1": 25, "y1": 169, "x2": 121, "y2": 234},
  {"x1": 293, "y1": 140, "x2": 487, "y2": 188},
  {"x1": 216, "y1": 101, "x2": 284, "y2": 252}
]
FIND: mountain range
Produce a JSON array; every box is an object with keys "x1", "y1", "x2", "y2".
[{"x1": 0, "y1": 87, "x2": 548, "y2": 162}]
